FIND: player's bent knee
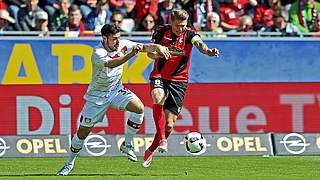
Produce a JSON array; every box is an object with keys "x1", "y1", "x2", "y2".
[
  {"x1": 126, "y1": 99, "x2": 144, "y2": 114},
  {"x1": 166, "y1": 124, "x2": 174, "y2": 131},
  {"x1": 77, "y1": 125, "x2": 92, "y2": 139},
  {"x1": 135, "y1": 104, "x2": 144, "y2": 114}
]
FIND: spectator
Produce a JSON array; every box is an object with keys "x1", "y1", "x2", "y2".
[
  {"x1": 134, "y1": 0, "x2": 159, "y2": 23},
  {"x1": 3, "y1": 0, "x2": 26, "y2": 30},
  {"x1": 40, "y1": 0, "x2": 73, "y2": 31},
  {"x1": 110, "y1": 11, "x2": 124, "y2": 29},
  {"x1": 51, "y1": 0, "x2": 70, "y2": 31},
  {"x1": 311, "y1": 12, "x2": 320, "y2": 37},
  {"x1": 184, "y1": 0, "x2": 221, "y2": 31},
  {"x1": 109, "y1": 0, "x2": 136, "y2": 18},
  {"x1": 18, "y1": 0, "x2": 44, "y2": 31},
  {"x1": 33, "y1": 10, "x2": 50, "y2": 36},
  {"x1": 253, "y1": 0, "x2": 282, "y2": 31},
  {"x1": 202, "y1": 11, "x2": 226, "y2": 37},
  {"x1": 238, "y1": 15, "x2": 253, "y2": 31},
  {"x1": 229, "y1": 15, "x2": 254, "y2": 36},
  {"x1": 136, "y1": 12, "x2": 155, "y2": 32},
  {"x1": 289, "y1": 0, "x2": 320, "y2": 32},
  {"x1": 220, "y1": 0, "x2": 257, "y2": 31},
  {"x1": 85, "y1": 0, "x2": 111, "y2": 32},
  {"x1": 76, "y1": 0, "x2": 97, "y2": 20},
  {"x1": 265, "y1": 9, "x2": 301, "y2": 36},
  {"x1": 0, "y1": 9, "x2": 15, "y2": 31},
  {"x1": 58, "y1": 4, "x2": 85, "y2": 33},
  {"x1": 156, "y1": 0, "x2": 183, "y2": 27}
]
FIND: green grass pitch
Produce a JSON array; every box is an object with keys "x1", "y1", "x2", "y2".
[{"x1": 0, "y1": 156, "x2": 319, "y2": 179}]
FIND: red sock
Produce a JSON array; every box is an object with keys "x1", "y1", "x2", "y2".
[
  {"x1": 148, "y1": 132, "x2": 160, "y2": 152},
  {"x1": 149, "y1": 129, "x2": 173, "y2": 152},
  {"x1": 153, "y1": 104, "x2": 166, "y2": 139},
  {"x1": 165, "y1": 128, "x2": 172, "y2": 139}
]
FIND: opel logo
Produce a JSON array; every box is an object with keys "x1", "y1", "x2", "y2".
[
  {"x1": 280, "y1": 133, "x2": 310, "y2": 155},
  {"x1": 84, "y1": 135, "x2": 111, "y2": 156}
]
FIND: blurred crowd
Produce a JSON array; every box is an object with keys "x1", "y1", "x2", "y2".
[{"x1": 0, "y1": 0, "x2": 319, "y2": 37}]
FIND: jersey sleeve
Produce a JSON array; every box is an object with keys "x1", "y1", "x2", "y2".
[
  {"x1": 151, "y1": 26, "x2": 165, "y2": 44},
  {"x1": 121, "y1": 39, "x2": 137, "y2": 54},
  {"x1": 186, "y1": 28, "x2": 200, "y2": 45}
]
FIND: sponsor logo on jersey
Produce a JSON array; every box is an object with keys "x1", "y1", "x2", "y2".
[
  {"x1": 168, "y1": 48, "x2": 185, "y2": 55},
  {"x1": 84, "y1": 118, "x2": 91, "y2": 124}
]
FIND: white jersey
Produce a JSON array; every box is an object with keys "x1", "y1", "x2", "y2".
[{"x1": 84, "y1": 39, "x2": 137, "y2": 105}]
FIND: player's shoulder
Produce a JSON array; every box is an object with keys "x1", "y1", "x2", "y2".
[
  {"x1": 154, "y1": 24, "x2": 171, "y2": 33},
  {"x1": 93, "y1": 42, "x2": 106, "y2": 55},
  {"x1": 185, "y1": 26, "x2": 198, "y2": 34},
  {"x1": 119, "y1": 39, "x2": 137, "y2": 51},
  {"x1": 119, "y1": 39, "x2": 134, "y2": 44}
]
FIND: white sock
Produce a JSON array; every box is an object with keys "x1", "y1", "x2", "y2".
[
  {"x1": 125, "y1": 119, "x2": 140, "y2": 145},
  {"x1": 67, "y1": 134, "x2": 84, "y2": 165}
]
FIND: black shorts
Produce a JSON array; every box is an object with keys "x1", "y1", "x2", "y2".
[{"x1": 150, "y1": 78, "x2": 188, "y2": 116}]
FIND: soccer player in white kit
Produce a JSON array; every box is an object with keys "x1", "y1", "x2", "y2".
[{"x1": 57, "y1": 23, "x2": 171, "y2": 176}]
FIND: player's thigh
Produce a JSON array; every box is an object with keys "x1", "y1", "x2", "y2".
[
  {"x1": 150, "y1": 78, "x2": 166, "y2": 104},
  {"x1": 126, "y1": 98, "x2": 144, "y2": 114},
  {"x1": 80, "y1": 101, "x2": 109, "y2": 127},
  {"x1": 163, "y1": 80, "x2": 188, "y2": 116},
  {"x1": 109, "y1": 86, "x2": 141, "y2": 112},
  {"x1": 77, "y1": 125, "x2": 93, "y2": 139}
]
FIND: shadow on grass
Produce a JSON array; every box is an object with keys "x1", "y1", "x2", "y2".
[{"x1": 0, "y1": 173, "x2": 180, "y2": 177}]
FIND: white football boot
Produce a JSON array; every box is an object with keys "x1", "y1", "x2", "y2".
[
  {"x1": 141, "y1": 149, "x2": 153, "y2": 168},
  {"x1": 56, "y1": 163, "x2": 73, "y2": 176},
  {"x1": 120, "y1": 141, "x2": 137, "y2": 162}
]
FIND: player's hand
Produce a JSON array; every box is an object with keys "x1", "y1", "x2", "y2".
[
  {"x1": 132, "y1": 44, "x2": 143, "y2": 54},
  {"x1": 206, "y1": 48, "x2": 219, "y2": 57},
  {"x1": 157, "y1": 45, "x2": 171, "y2": 59}
]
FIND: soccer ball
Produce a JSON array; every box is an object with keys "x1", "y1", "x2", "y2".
[{"x1": 184, "y1": 132, "x2": 206, "y2": 155}]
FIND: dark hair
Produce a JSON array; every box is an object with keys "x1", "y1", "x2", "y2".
[
  {"x1": 136, "y1": 12, "x2": 155, "y2": 31},
  {"x1": 101, "y1": 23, "x2": 120, "y2": 36},
  {"x1": 111, "y1": 11, "x2": 124, "y2": 19},
  {"x1": 97, "y1": 0, "x2": 108, "y2": 6},
  {"x1": 69, "y1": 4, "x2": 80, "y2": 13}
]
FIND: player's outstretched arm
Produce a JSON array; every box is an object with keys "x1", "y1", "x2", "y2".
[
  {"x1": 193, "y1": 37, "x2": 219, "y2": 57},
  {"x1": 104, "y1": 44, "x2": 143, "y2": 68},
  {"x1": 141, "y1": 43, "x2": 171, "y2": 59},
  {"x1": 147, "y1": 51, "x2": 163, "y2": 59}
]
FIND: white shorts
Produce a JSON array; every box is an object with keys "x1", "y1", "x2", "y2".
[{"x1": 80, "y1": 86, "x2": 139, "y2": 127}]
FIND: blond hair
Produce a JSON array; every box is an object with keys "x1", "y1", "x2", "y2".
[
  {"x1": 207, "y1": 12, "x2": 220, "y2": 23},
  {"x1": 171, "y1": 8, "x2": 189, "y2": 22}
]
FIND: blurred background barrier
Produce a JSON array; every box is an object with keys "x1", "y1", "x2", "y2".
[
  {"x1": 0, "y1": 37, "x2": 320, "y2": 84},
  {"x1": 1, "y1": 83, "x2": 320, "y2": 135}
]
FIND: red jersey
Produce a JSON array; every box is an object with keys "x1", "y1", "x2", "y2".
[
  {"x1": 135, "y1": 0, "x2": 159, "y2": 21},
  {"x1": 220, "y1": 0, "x2": 249, "y2": 26},
  {"x1": 253, "y1": 4, "x2": 274, "y2": 27},
  {"x1": 149, "y1": 25, "x2": 199, "y2": 82}
]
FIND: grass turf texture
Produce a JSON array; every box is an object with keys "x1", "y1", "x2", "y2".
[{"x1": 0, "y1": 156, "x2": 319, "y2": 179}]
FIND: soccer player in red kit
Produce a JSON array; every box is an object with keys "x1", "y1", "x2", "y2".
[{"x1": 142, "y1": 8, "x2": 219, "y2": 168}]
